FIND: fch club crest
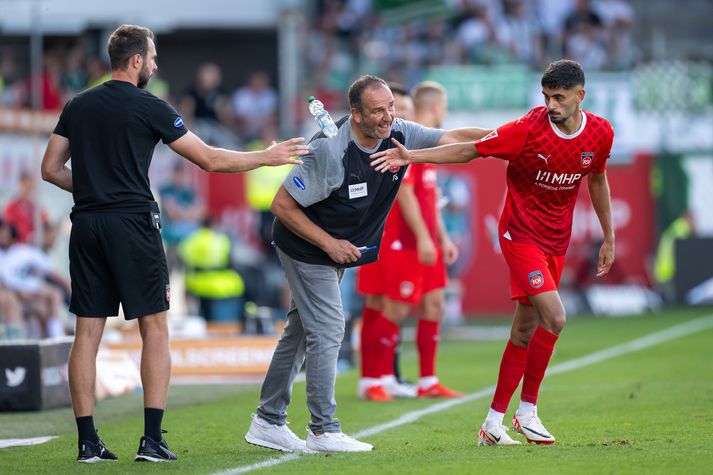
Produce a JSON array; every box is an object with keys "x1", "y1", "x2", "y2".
[
  {"x1": 581, "y1": 152, "x2": 593, "y2": 169},
  {"x1": 528, "y1": 270, "x2": 544, "y2": 289}
]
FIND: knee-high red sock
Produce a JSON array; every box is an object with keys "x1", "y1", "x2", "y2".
[
  {"x1": 360, "y1": 307, "x2": 380, "y2": 378},
  {"x1": 416, "y1": 319, "x2": 440, "y2": 378},
  {"x1": 521, "y1": 326, "x2": 558, "y2": 405},
  {"x1": 490, "y1": 340, "x2": 528, "y2": 413},
  {"x1": 381, "y1": 318, "x2": 400, "y2": 377}
]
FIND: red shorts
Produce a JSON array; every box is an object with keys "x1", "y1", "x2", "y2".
[
  {"x1": 357, "y1": 253, "x2": 387, "y2": 296},
  {"x1": 357, "y1": 248, "x2": 447, "y2": 303},
  {"x1": 499, "y1": 236, "x2": 565, "y2": 306}
]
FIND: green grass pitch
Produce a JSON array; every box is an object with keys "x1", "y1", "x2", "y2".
[{"x1": 1, "y1": 307, "x2": 712, "y2": 474}]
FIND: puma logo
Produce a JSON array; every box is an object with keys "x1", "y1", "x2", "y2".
[{"x1": 537, "y1": 153, "x2": 550, "y2": 164}]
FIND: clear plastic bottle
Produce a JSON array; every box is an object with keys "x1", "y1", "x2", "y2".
[{"x1": 308, "y1": 96, "x2": 338, "y2": 137}]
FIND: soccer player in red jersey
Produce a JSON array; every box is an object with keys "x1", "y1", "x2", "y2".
[
  {"x1": 355, "y1": 84, "x2": 413, "y2": 401},
  {"x1": 370, "y1": 60, "x2": 615, "y2": 445},
  {"x1": 357, "y1": 82, "x2": 463, "y2": 401}
]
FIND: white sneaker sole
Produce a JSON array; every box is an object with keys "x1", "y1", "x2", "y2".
[
  {"x1": 77, "y1": 457, "x2": 116, "y2": 463},
  {"x1": 512, "y1": 418, "x2": 556, "y2": 445},
  {"x1": 244, "y1": 434, "x2": 315, "y2": 453},
  {"x1": 134, "y1": 454, "x2": 175, "y2": 462},
  {"x1": 477, "y1": 429, "x2": 520, "y2": 446},
  {"x1": 306, "y1": 444, "x2": 373, "y2": 453}
]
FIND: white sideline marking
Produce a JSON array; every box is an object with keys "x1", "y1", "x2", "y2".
[
  {"x1": 0, "y1": 436, "x2": 57, "y2": 449},
  {"x1": 214, "y1": 314, "x2": 713, "y2": 475}
]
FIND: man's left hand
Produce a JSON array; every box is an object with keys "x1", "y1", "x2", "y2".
[
  {"x1": 370, "y1": 138, "x2": 412, "y2": 172},
  {"x1": 441, "y1": 237, "x2": 459, "y2": 267},
  {"x1": 596, "y1": 240, "x2": 615, "y2": 277}
]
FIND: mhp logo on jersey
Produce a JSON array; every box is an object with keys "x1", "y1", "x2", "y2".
[
  {"x1": 174, "y1": 117, "x2": 184, "y2": 128},
  {"x1": 293, "y1": 176, "x2": 306, "y2": 190},
  {"x1": 528, "y1": 270, "x2": 544, "y2": 289},
  {"x1": 581, "y1": 152, "x2": 593, "y2": 169}
]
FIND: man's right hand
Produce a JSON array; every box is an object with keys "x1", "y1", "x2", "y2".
[
  {"x1": 417, "y1": 236, "x2": 437, "y2": 265},
  {"x1": 324, "y1": 239, "x2": 362, "y2": 265},
  {"x1": 263, "y1": 137, "x2": 309, "y2": 166}
]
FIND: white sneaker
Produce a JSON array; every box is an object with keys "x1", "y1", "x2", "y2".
[
  {"x1": 306, "y1": 430, "x2": 374, "y2": 452},
  {"x1": 477, "y1": 421, "x2": 521, "y2": 446},
  {"x1": 382, "y1": 376, "x2": 417, "y2": 398},
  {"x1": 244, "y1": 415, "x2": 309, "y2": 452},
  {"x1": 512, "y1": 409, "x2": 556, "y2": 445}
]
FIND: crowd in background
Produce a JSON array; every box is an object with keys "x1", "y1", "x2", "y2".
[
  {"x1": 0, "y1": 0, "x2": 640, "y2": 341},
  {"x1": 309, "y1": 0, "x2": 636, "y2": 109},
  {"x1": 0, "y1": 172, "x2": 71, "y2": 340}
]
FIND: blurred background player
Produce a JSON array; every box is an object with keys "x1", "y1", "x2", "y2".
[
  {"x1": 357, "y1": 81, "x2": 462, "y2": 401},
  {"x1": 370, "y1": 59, "x2": 615, "y2": 446}
]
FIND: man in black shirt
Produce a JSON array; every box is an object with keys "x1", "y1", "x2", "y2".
[{"x1": 41, "y1": 24, "x2": 307, "y2": 463}]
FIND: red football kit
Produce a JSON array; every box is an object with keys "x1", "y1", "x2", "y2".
[
  {"x1": 357, "y1": 162, "x2": 450, "y2": 387},
  {"x1": 474, "y1": 106, "x2": 614, "y2": 303},
  {"x1": 357, "y1": 162, "x2": 447, "y2": 303}
]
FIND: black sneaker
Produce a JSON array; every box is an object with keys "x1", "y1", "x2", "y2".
[
  {"x1": 77, "y1": 438, "x2": 118, "y2": 463},
  {"x1": 135, "y1": 432, "x2": 177, "y2": 462}
]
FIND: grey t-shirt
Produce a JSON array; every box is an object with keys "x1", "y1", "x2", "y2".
[{"x1": 273, "y1": 117, "x2": 445, "y2": 267}]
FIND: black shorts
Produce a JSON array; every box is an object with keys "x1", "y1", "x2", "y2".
[{"x1": 69, "y1": 206, "x2": 169, "y2": 319}]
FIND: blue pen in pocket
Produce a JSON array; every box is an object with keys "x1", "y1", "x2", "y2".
[{"x1": 357, "y1": 246, "x2": 377, "y2": 253}]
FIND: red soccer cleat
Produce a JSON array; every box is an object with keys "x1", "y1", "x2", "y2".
[
  {"x1": 360, "y1": 385, "x2": 393, "y2": 402},
  {"x1": 417, "y1": 382, "x2": 464, "y2": 398}
]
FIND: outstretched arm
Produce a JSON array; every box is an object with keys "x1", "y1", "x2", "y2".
[
  {"x1": 370, "y1": 138, "x2": 480, "y2": 172},
  {"x1": 437, "y1": 127, "x2": 493, "y2": 145},
  {"x1": 588, "y1": 171, "x2": 615, "y2": 277},
  {"x1": 168, "y1": 131, "x2": 308, "y2": 173},
  {"x1": 41, "y1": 134, "x2": 73, "y2": 192}
]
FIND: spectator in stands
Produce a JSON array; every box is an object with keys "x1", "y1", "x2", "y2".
[
  {"x1": 177, "y1": 217, "x2": 245, "y2": 322},
  {"x1": 0, "y1": 49, "x2": 22, "y2": 107},
  {"x1": 85, "y1": 56, "x2": 111, "y2": 89},
  {"x1": 181, "y1": 62, "x2": 235, "y2": 146},
  {"x1": 159, "y1": 161, "x2": 205, "y2": 270},
  {"x1": 455, "y1": 4, "x2": 499, "y2": 64},
  {"x1": 0, "y1": 219, "x2": 25, "y2": 340},
  {"x1": 231, "y1": 70, "x2": 278, "y2": 142},
  {"x1": 594, "y1": 0, "x2": 637, "y2": 69},
  {"x1": 563, "y1": 0, "x2": 609, "y2": 69},
  {"x1": 0, "y1": 218, "x2": 67, "y2": 338},
  {"x1": 181, "y1": 62, "x2": 229, "y2": 126},
  {"x1": 22, "y1": 52, "x2": 63, "y2": 110},
  {"x1": 3, "y1": 170, "x2": 53, "y2": 246},
  {"x1": 500, "y1": 0, "x2": 544, "y2": 67},
  {"x1": 61, "y1": 44, "x2": 89, "y2": 101}
]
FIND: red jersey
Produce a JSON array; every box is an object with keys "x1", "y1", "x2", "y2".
[
  {"x1": 474, "y1": 106, "x2": 614, "y2": 255},
  {"x1": 383, "y1": 163, "x2": 439, "y2": 250},
  {"x1": 3, "y1": 199, "x2": 49, "y2": 244}
]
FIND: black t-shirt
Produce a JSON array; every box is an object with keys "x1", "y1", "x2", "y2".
[
  {"x1": 272, "y1": 117, "x2": 444, "y2": 268},
  {"x1": 53, "y1": 79, "x2": 188, "y2": 213}
]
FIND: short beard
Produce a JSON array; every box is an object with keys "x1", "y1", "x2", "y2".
[{"x1": 137, "y1": 67, "x2": 151, "y2": 89}]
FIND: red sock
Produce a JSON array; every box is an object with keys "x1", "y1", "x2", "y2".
[
  {"x1": 521, "y1": 326, "x2": 558, "y2": 405},
  {"x1": 360, "y1": 307, "x2": 380, "y2": 378},
  {"x1": 380, "y1": 317, "x2": 400, "y2": 377},
  {"x1": 490, "y1": 340, "x2": 528, "y2": 413},
  {"x1": 416, "y1": 319, "x2": 440, "y2": 378}
]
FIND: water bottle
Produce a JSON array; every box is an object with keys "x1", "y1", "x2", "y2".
[{"x1": 308, "y1": 96, "x2": 338, "y2": 137}]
